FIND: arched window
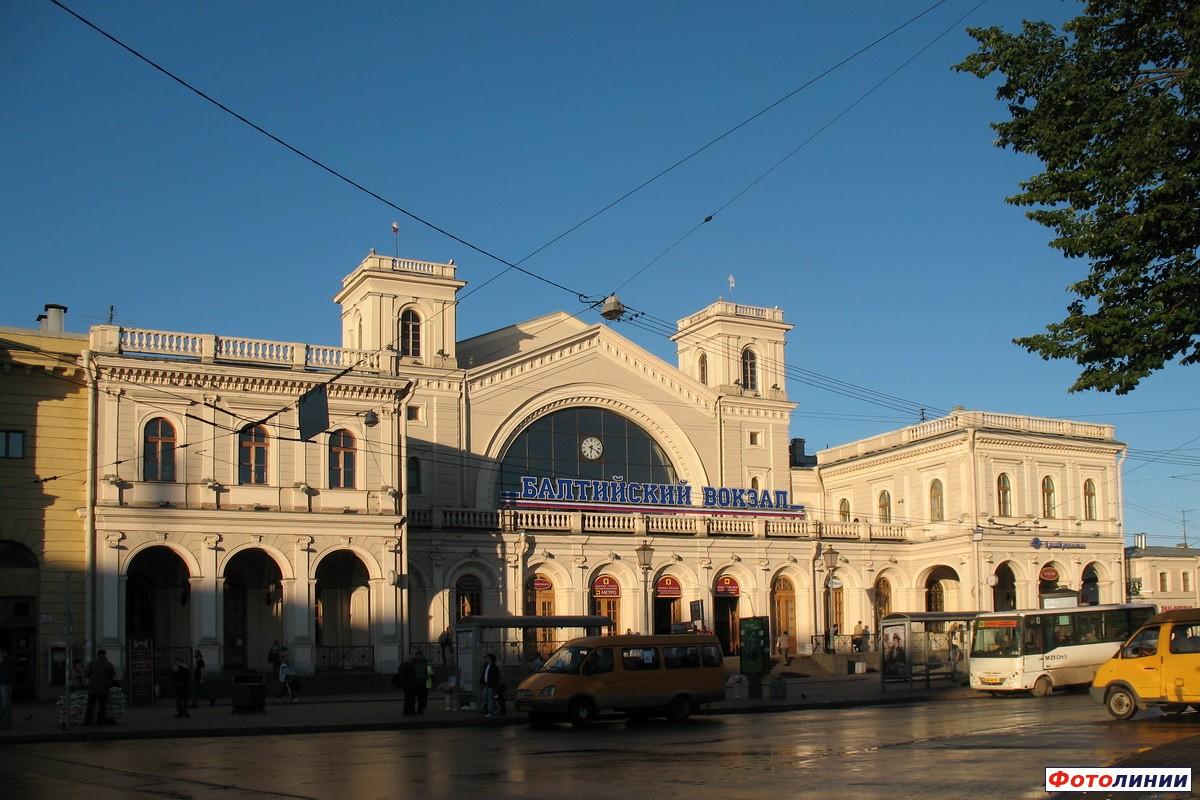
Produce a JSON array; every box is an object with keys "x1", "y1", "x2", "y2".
[
  {"x1": 877, "y1": 490, "x2": 891, "y2": 524},
  {"x1": 838, "y1": 498, "x2": 851, "y2": 522},
  {"x1": 698, "y1": 353, "x2": 708, "y2": 386},
  {"x1": 997, "y1": 473, "x2": 1012, "y2": 517},
  {"x1": 1041, "y1": 476, "x2": 1056, "y2": 519},
  {"x1": 750, "y1": 476, "x2": 760, "y2": 491},
  {"x1": 399, "y1": 308, "x2": 422, "y2": 357},
  {"x1": 328, "y1": 429, "x2": 355, "y2": 489},
  {"x1": 407, "y1": 455, "x2": 422, "y2": 494},
  {"x1": 1083, "y1": 479, "x2": 1097, "y2": 521},
  {"x1": 356, "y1": 317, "x2": 363, "y2": 349},
  {"x1": 238, "y1": 425, "x2": 268, "y2": 485},
  {"x1": 143, "y1": 417, "x2": 176, "y2": 482},
  {"x1": 455, "y1": 574, "x2": 482, "y2": 621},
  {"x1": 929, "y1": 479, "x2": 944, "y2": 522},
  {"x1": 741, "y1": 349, "x2": 758, "y2": 391}
]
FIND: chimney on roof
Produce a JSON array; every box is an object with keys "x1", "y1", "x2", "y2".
[
  {"x1": 1134, "y1": 532, "x2": 1147, "y2": 549},
  {"x1": 42, "y1": 303, "x2": 67, "y2": 333}
]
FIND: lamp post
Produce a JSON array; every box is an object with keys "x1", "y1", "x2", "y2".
[
  {"x1": 635, "y1": 540, "x2": 654, "y2": 635},
  {"x1": 822, "y1": 545, "x2": 839, "y2": 653}
]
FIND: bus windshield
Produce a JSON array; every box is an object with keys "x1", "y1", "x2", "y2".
[
  {"x1": 542, "y1": 645, "x2": 591, "y2": 674},
  {"x1": 971, "y1": 618, "x2": 1021, "y2": 657}
]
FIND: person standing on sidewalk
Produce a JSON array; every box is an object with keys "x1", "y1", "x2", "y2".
[
  {"x1": 277, "y1": 655, "x2": 299, "y2": 703},
  {"x1": 776, "y1": 630, "x2": 792, "y2": 666},
  {"x1": 83, "y1": 649, "x2": 117, "y2": 725},
  {"x1": 171, "y1": 659, "x2": 191, "y2": 718},
  {"x1": 853, "y1": 621, "x2": 864, "y2": 653},
  {"x1": 479, "y1": 654, "x2": 500, "y2": 717},
  {"x1": 190, "y1": 650, "x2": 212, "y2": 708},
  {"x1": 0, "y1": 646, "x2": 12, "y2": 729},
  {"x1": 437, "y1": 628, "x2": 453, "y2": 665},
  {"x1": 398, "y1": 657, "x2": 418, "y2": 716},
  {"x1": 413, "y1": 652, "x2": 433, "y2": 715}
]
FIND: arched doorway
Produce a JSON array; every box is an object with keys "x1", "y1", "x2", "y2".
[
  {"x1": 524, "y1": 573, "x2": 556, "y2": 658},
  {"x1": 714, "y1": 575, "x2": 741, "y2": 655},
  {"x1": 771, "y1": 577, "x2": 796, "y2": 657},
  {"x1": 653, "y1": 575, "x2": 682, "y2": 635},
  {"x1": 315, "y1": 551, "x2": 371, "y2": 670},
  {"x1": 589, "y1": 574, "x2": 621, "y2": 633},
  {"x1": 924, "y1": 567, "x2": 960, "y2": 614},
  {"x1": 223, "y1": 549, "x2": 283, "y2": 671},
  {"x1": 0, "y1": 541, "x2": 38, "y2": 699},
  {"x1": 455, "y1": 574, "x2": 483, "y2": 620},
  {"x1": 126, "y1": 546, "x2": 192, "y2": 683},
  {"x1": 993, "y1": 563, "x2": 1017, "y2": 611},
  {"x1": 1081, "y1": 563, "x2": 1101, "y2": 605},
  {"x1": 872, "y1": 576, "x2": 893, "y2": 641}
]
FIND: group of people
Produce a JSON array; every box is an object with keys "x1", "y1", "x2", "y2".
[{"x1": 394, "y1": 652, "x2": 435, "y2": 715}]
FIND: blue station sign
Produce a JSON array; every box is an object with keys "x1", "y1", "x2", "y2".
[{"x1": 507, "y1": 476, "x2": 805, "y2": 517}]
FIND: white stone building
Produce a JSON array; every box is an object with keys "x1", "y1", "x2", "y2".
[{"x1": 1126, "y1": 542, "x2": 1199, "y2": 611}]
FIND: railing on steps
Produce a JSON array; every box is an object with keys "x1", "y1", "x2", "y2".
[{"x1": 313, "y1": 645, "x2": 375, "y2": 671}]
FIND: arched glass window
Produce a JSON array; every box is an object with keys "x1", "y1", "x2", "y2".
[
  {"x1": 838, "y1": 498, "x2": 851, "y2": 522},
  {"x1": 497, "y1": 406, "x2": 677, "y2": 499},
  {"x1": 328, "y1": 429, "x2": 355, "y2": 489},
  {"x1": 1041, "y1": 476, "x2": 1056, "y2": 519},
  {"x1": 238, "y1": 425, "x2": 268, "y2": 485},
  {"x1": 1083, "y1": 479, "x2": 1097, "y2": 521},
  {"x1": 399, "y1": 308, "x2": 421, "y2": 357},
  {"x1": 407, "y1": 455, "x2": 422, "y2": 494},
  {"x1": 877, "y1": 490, "x2": 891, "y2": 524},
  {"x1": 143, "y1": 417, "x2": 176, "y2": 482},
  {"x1": 997, "y1": 473, "x2": 1012, "y2": 517},
  {"x1": 750, "y1": 476, "x2": 760, "y2": 491},
  {"x1": 929, "y1": 479, "x2": 944, "y2": 522},
  {"x1": 455, "y1": 574, "x2": 482, "y2": 621},
  {"x1": 698, "y1": 353, "x2": 708, "y2": 386},
  {"x1": 741, "y1": 348, "x2": 758, "y2": 391}
]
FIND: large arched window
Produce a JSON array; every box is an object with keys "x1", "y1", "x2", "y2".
[
  {"x1": 877, "y1": 490, "x2": 892, "y2": 524},
  {"x1": 838, "y1": 498, "x2": 851, "y2": 522},
  {"x1": 997, "y1": 473, "x2": 1012, "y2": 517},
  {"x1": 929, "y1": 479, "x2": 944, "y2": 522},
  {"x1": 455, "y1": 574, "x2": 482, "y2": 621},
  {"x1": 399, "y1": 308, "x2": 422, "y2": 357},
  {"x1": 143, "y1": 417, "x2": 176, "y2": 482},
  {"x1": 1083, "y1": 479, "x2": 1097, "y2": 521},
  {"x1": 238, "y1": 425, "x2": 269, "y2": 485},
  {"x1": 497, "y1": 406, "x2": 677, "y2": 499},
  {"x1": 741, "y1": 348, "x2": 758, "y2": 391},
  {"x1": 1041, "y1": 476, "x2": 1056, "y2": 519},
  {"x1": 328, "y1": 430, "x2": 356, "y2": 489},
  {"x1": 698, "y1": 353, "x2": 708, "y2": 386}
]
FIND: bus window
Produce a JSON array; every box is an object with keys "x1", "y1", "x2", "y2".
[
  {"x1": 621, "y1": 647, "x2": 660, "y2": 671},
  {"x1": 700, "y1": 645, "x2": 723, "y2": 667},
  {"x1": 971, "y1": 619, "x2": 1019, "y2": 657},
  {"x1": 1169, "y1": 624, "x2": 1200, "y2": 654},
  {"x1": 582, "y1": 648, "x2": 614, "y2": 676},
  {"x1": 1023, "y1": 616, "x2": 1046, "y2": 654},
  {"x1": 1048, "y1": 615, "x2": 1074, "y2": 650},
  {"x1": 663, "y1": 646, "x2": 701, "y2": 669},
  {"x1": 1074, "y1": 614, "x2": 1102, "y2": 644},
  {"x1": 1121, "y1": 627, "x2": 1158, "y2": 659}
]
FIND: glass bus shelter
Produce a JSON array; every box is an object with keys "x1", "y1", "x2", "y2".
[{"x1": 879, "y1": 611, "x2": 979, "y2": 690}]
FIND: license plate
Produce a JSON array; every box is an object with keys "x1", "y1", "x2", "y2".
[{"x1": 979, "y1": 677, "x2": 1002, "y2": 685}]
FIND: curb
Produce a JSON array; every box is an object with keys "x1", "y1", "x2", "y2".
[{"x1": 0, "y1": 691, "x2": 982, "y2": 745}]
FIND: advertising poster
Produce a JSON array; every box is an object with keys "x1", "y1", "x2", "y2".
[{"x1": 882, "y1": 624, "x2": 908, "y2": 677}]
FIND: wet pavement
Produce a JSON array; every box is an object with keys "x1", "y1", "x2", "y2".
[{"x1": 3, "y1": 694, "x2": 1197, "y2": 799}]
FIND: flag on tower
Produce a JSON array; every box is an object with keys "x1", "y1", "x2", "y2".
[{"x1": 728, "y1": 274, "x2": 735, "y2": 295}]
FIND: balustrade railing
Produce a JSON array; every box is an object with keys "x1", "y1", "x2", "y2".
[{"x1": 313, "y1": 645, "x2": 375, "y2": 671}]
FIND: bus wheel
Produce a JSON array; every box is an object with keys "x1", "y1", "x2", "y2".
[
  {"x1": 1105, "y1": 687, "x2": 1137, "y2": 720},
  {"x1": 666, "y1": 695, "x2": 693, "y2": 722},
  {"x1": 1031, "y1": 676, "x2": 1053, "y2": 697},
  {"x1": 568, "y1": 699, "x2": 596, "y2": 727}
]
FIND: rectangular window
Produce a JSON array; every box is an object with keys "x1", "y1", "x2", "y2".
[
  {"x1": 1159, "y1": 572, "x2": 1170, "y2": 592},
  {"x1": 406, "y1": 405, "x2": 422, "y2": 422},
  {"x1": 1169, "y1": 623, "x2": 1200, "y2": 654},
  {"x1": 0, "y1": 431, "x2": 25, "y2": 459},
  {"x1": 701, "y1": 645, "x2": 723, "y2": 667},
  {"x1": 1184, "y1": 572, "x2": 1192, "y2": 593},
  {"x1": 663, "y1": 646, "x2": 701, "y2": 669},
  {"x1": 620, "y1": 647, "x2": 660, "y2": 671},
  {"x1": 1048, "y1": 614, "x2": 1075, "y2": 650},
  {"x1": 748, "y1": 431, "x2": 760, "y2": 447},
  {"x1": 583, "y1": 648, "x2": 615, "y2": 675}
]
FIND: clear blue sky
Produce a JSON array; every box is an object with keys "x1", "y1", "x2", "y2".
[{"x1": 2, "y1": 0, "x2": 1196, "y2": 545}]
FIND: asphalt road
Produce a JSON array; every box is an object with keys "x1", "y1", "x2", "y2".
[{"x1": 3, "y1": 695, "x2": 1197, "y2": 799}]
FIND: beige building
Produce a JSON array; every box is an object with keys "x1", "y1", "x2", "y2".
[
  {"x1": 0, "y1": 307, "x2": 88, "y2": 699},
  {"x1": 1126, "y1": 541, "x2": 1199, "y2": 611}
]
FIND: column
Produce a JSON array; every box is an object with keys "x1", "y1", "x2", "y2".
[
  {"x1": 290, "y1": 537, "x2": 314, "y2": 672},
  {"x1": 98, "y1": 532, "x2": 124, "y2": 667},
  {"x1": 377, "y1": 536, "x2": 401, "y2": 672},
  {"x1": 196, "y1": 536, "x2": 221, "y2": 648}
]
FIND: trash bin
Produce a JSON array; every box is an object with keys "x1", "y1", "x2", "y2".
[
  {"x1": 231, "y1": 672, "x2": 266, "y2": 713},
  {"x1": 854, "y1": 661, "x2": 867, "y2": 675}
]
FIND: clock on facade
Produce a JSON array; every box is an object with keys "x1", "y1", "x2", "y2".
[{"x1": 580, "y1": 436, "x2": 603, "y2": 460}]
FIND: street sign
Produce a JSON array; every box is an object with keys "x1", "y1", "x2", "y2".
[{"x1": 826, "y1": 578, "x2": 844, "y2": 589}]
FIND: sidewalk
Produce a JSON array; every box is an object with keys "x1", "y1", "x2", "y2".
[{"x1": 0, "y1": 674, "x2": 980, "y2": 745}]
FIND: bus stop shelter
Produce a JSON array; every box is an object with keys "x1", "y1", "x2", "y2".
[
  {"x1": 454, "y1": 615, "x2": 614, "y2": 695},
  {"x1": 879, "y1": 611, "x2": 978, "y2": 690}
]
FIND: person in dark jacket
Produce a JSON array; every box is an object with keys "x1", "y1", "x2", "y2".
[
  {"x1": 171, "y1": 659, "x2": 191, "y2": 718},
  {"x1": 479, "y1": 653, "x2": 501, "y2": 717},
  {"x1": 84, "y1": 650, "x2": 117, "y2": 725},
  {"x1": 412, "y1": 653, "x2": 432, "y2": 715},
  {"x1": 398, "y1": 658, "x2": 418, "y2": 716}
]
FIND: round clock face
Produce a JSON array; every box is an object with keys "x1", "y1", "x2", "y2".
[{"x1": 580, "y1": 436, "x2": 603, "y2": 460}]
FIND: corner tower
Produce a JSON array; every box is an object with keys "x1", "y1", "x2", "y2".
[
  {"x1": 672, "y1": 300, "x2": 791, "y2": 400},
  {"x1": 334, "y1": 252, "x2": 466, "y2": 368}
]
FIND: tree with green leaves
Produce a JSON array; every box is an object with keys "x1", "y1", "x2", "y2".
[{"x1": 956, "y1": 1, "x2": 1198, "y2": 393}]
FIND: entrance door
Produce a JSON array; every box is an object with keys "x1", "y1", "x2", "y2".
[
  {"x1": 771, "y1": 578, "x2": 796, "y2": 654},
  {"x1": 715, "y1": 596, "x2": 740, "y2": 655},
  {"x1": 653, "y1": 597, "x2": 679, "y2": 635},
  {"x1": 223, "y1": 576, "x2": 247, "y2": 670}
]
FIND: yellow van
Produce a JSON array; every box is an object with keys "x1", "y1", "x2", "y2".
[
  {"x1": 1091, "y1": 608, "x2": 1200, "y2": 719},
  {"x1": 514, "y1": 634, "x2": 726, "y2": 726}
]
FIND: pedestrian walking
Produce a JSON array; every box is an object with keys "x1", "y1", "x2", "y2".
[
  {"x1": 776, "y1": 630, "x2": 792, "y2": 665},
  {"x1": 853, "y1": 621, "x2": 864, "y2": 652},
  {"x1": 277, "y1": 656, "x2": 299, "y2": 703},
  {"x1": 0, "y1": 646, "x2": 13, "y2": 730},
  {"x1": 190, "y1": 650, "x2": 212, "y2": 708},
  {"x1": 171, "y1": 659, "x2": 191, "y2": 718},
  {"x1": 479, "y1": 653, "x2": 501, "y2": 717},
  {"x1": 413, "y1": 652, "x2": 433, "y2": 715},
  {"x1": 437, "y1": 627, "x2": 453, "y2": 665},
  {"x1": 83, "y1": 649, "x2": 117, "y2": 725},
  {"x1": 398, "y1": 657, "x2": 418, "y2": 716}
]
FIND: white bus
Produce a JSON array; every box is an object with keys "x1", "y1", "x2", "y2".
[{"x1": 969, "y1": 604, "x2": 1156, "y2": 697}]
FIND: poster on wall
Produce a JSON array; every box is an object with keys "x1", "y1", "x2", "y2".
[
  {"x1": 126, "y1": 638, "x2": 155, "y2": 705},
  {"x1": 457, "y1": 628, "x2": 476, "y2": 693},
  {"x1": 881, "y1": 624, "x2": 908, "y2": 677}
]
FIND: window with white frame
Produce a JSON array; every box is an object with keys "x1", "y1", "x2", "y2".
[
  {"x1": 838, "y1": 498, "x2": 850, "y2": 522},
  {"x1": 1041, "y1": 476, "x2": 1056, "y2": 519},
  {"x1": 929, "y1": 479, "x2": 944, "y2": 522},
  {"x1": 1159, "y1": 571, "x2": 1169, "y2": 592},
  {"x1": 1083, "y1": 479, "x2": 1097, "y2": 521},
  {"x1": 997, "y1": 473, "x2": 1012, "y2": 517},
  {"x1": 878, "y1": 490, "x2": 892, "y2": 524},
  {"x1": 142, "y1": 417, "x2": 176, "y2": 482}
]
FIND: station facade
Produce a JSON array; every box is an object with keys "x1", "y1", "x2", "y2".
[{"x1": 0, "y1": 252, "x2": 1133, "y2": 686}]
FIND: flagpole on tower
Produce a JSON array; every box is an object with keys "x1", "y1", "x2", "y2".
[
  {"x1": 391, "y1": 221, "x2": 399, "y2": 258},
  {"x1": 727, "y1": 274, "x2": 735, "y2": 301}
]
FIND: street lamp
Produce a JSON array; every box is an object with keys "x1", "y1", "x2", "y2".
[
  {"x1": 822, "y1": 545, "x2": 839, "y2": 653},
  {"x1": 635, "y1": 540, "x2": 654, "y2": 635}
]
